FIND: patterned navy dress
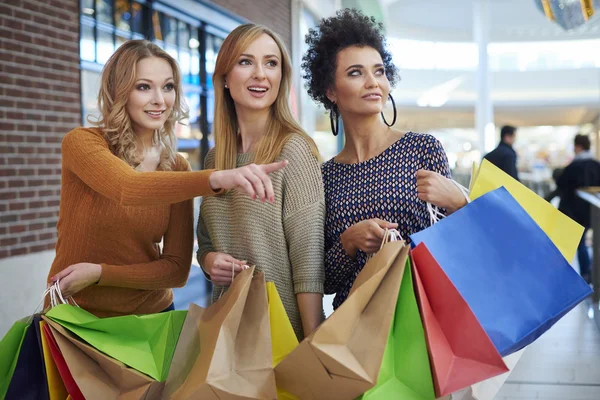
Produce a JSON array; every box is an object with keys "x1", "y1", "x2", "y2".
[{"x1": 322, "y1": 132, "x2": 451, "y2": 309}]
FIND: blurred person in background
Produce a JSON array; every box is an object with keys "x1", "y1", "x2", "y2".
[
  {"x1": 557, "y1": 134, "x2": 600, "y2": 283},
  {"x1": 484, "y1": 125, "x2": 519, "y2": 181}
]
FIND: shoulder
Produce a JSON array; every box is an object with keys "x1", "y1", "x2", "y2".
[
  {"x1": 63, "y1": 127, "x2": 105, "y2": 145},
  {"x1": 400, "y1": 132, "x2": 444, "y2": 155},
  {"x1": 204, "y1": 147, "x2": 216, "y2": 169},
  {"x1": 173, "y1": 153, "x2": 192, "y2": 172},
  {"x1": 62, "y1": 127, "x2": 108, "y2": 153},
  {"x1": 280, "y1": 133, "x2": 320, "y2": 162}
]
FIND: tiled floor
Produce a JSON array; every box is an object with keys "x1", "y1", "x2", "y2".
[{"x1": 494, "y1": 299, "x2": 600, "y2": 400}]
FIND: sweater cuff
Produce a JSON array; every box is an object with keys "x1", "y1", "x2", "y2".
[
  {"x1": 294, "y1": 280, "x2": 324, "y2": 294},
  {"x1": 196, "y1": 247, "x2": 215, "y2": 280},
  {"x1": 97, "y1": 263, "x2": 118, "y2": 287}
]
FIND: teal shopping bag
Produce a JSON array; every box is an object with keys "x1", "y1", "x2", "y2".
[
  {"x1": 0, "y1": 317, "x2": 31, "y2": 399},
  {"x1": 46, "y1": 304, "x2": 186, "y2": 381}
]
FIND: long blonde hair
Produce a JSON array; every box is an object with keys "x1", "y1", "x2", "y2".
[
  {"x1": 213, "y1": 24, "x2": 321, "y2": 170},
  {"x1": 93, "y1": 40, "x2": 188, "y2": 171}
]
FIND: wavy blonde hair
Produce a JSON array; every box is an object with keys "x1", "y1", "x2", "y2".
[
  {"x1": 213, "y1": 24, "x2": 321, "y2": 171},
  {"x1": 92, "y1": 40, "x2": 188, "y2": 171}
]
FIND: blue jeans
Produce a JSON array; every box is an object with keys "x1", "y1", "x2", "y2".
[
  {"x1": 161, "y1": 302, "x2": 175, "y2": 313},
  {"x1": 578, "y1": 228, "x2": 590, "y2": 279}
]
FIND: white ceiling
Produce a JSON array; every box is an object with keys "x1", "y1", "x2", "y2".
[
  {"x1": 383, "y1": 0, "x2": 600, "y2": 42},
  {"x1": 372, "y1": 1, "x2": 600, "y2": 130}
]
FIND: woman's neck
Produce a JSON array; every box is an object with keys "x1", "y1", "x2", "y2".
[
  {"x1": 135, "y1": 129, "x2": 155, "y2": 152},
  {"x1": 235, "y1": 106, "x2": 270, "y2": 154},
  {"x1": 338, "y1": 112, "x2": 397, "y2": 163}
]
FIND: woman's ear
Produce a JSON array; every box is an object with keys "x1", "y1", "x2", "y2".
[{"x1": 326, "y1": 88, "x2": 337, "y2": 105}]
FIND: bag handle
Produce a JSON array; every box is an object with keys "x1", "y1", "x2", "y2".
[
  {"x1": 28, "y1": 280, "x2": 79, "y2": 323},
  {"x1": 426, "y1": 179, "x2": 471, "y2": 225},
  {"x1": 366, "y1": 228, "x2": 404, "y2": 260},
  {"x1": 218, "y1": 261, "x2": 251, "y2": 299}
]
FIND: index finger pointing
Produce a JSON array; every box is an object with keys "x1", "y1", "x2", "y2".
[{"x1": 261, "y1": 160, "x2": 288, "y2": 174}]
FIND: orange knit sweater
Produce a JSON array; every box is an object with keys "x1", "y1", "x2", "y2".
[{"x1": 47, "y1": 127, "x2": 220, "y2": 316}]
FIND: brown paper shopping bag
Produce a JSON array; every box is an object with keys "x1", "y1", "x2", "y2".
[
  {"x1": 41, "y1": 316, "x2": 163, "y2": 400},
  {"x1": 274, "y1": 241, "x2": 408, "y2": 400},
  {"x1": 164, "y1": 267, "x2": 276, "y2": 400}
]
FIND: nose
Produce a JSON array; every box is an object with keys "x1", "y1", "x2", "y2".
[
  {"x1": 253, "y1": 64, "x2": 266, "y2": 80},
  {"x1": 364, "y1": 71, "x2": 378, "y2": 89},
  {"x1": 151, "y1": 88, "x2": 165, "y2": 105}
]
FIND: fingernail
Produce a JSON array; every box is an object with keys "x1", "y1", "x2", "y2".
[{"x1": 51, "y1": 276, "x2": 56, "y2": 282}]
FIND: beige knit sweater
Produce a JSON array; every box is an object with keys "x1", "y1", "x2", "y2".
[{"x1": 197, "y1": 134, "x2": 325, "y2": 339}]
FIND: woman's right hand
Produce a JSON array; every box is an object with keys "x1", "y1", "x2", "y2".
[
  {"x1": 340, "y1": 219, "x2": 398, "y2": 259},
  {"x1": 208, "y1": 160, "x2": 289, "y2": 203},
  {"x1": 203, "y1": 252, "x2": 248, "y2": 286}
]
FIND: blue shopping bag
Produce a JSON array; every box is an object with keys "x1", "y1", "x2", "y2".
[{"x1": 410, "y1": 187, "x2": 592, "y2": 356}]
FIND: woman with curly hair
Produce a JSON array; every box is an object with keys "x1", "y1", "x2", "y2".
[
  {"x1": 196, "y1": 24, "x2": 325, "y2": 339},
  {"x1": 47, "y1": 40, "x2": 287, "y2": 316},
  {"x1": 303, "y1": 9, "x2": 468, "y2": 309}
]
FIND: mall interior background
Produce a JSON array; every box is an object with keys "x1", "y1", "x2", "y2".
[{"x1": 2, "y1": 3, "x2": 600, "y2": 391}]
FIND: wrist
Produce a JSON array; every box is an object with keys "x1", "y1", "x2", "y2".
[
  {"x1": 94, "y1": 263, "x2": 102, "y2": 284},
  {"x1": 340, "y1": 231, "x2": 357, "y2": 259},
  {"x1": 448, "y1": 194, "x2": 468, "y2": 214},
  {"x1": 201, "y1": 251, "x2": 214, "y2": 268},
  {"x1": 209, "y1": 171, "x2": 221, "y2": 191}
]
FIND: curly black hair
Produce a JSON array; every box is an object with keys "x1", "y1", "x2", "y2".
[{"x1": 302, "y1": 8, "x2": 399, "y2": 112}]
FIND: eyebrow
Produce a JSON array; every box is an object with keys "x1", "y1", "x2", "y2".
[
  {"x1": 136, "y1": 78, "x2": 174, "y2": 83},
  {"x1": 240, "y1": 53, "x2": 281, "y2": 60},
  {"x1": 345, "y1": 63, "x2": 384, "y2": 71}
]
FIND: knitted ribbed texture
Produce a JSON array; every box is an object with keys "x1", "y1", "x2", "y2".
[
  {"x1": 47, "y1": 127, "x2": 220, "y2": 317},
  {"x1": 197, "y1": 134, "x2": 325, "y2": 339}
]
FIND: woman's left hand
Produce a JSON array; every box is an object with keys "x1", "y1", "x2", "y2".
[
  {"x1": 416, "y1": 170, "x2": 468, "y2": 214},
  {"x1": 50, "y1": 263, "x2": 102, "y2": 298}
]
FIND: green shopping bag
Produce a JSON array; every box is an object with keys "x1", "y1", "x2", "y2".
[
  {"x1": 0, "y1": 317, "x2": 30, "y2": 399},
  {"x1": 360, "y1": 258, "x2": 436, "y2": 400},
  {"x1": 45, "y1": 304, "x2": 186, "y2": 381}
]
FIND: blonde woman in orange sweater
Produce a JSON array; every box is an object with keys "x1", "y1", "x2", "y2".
[{"x1": 47, "y1": 40, "x2": 287, "y2": 316}]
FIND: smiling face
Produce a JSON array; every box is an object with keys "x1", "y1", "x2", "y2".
[
  {"x1": 327, "y1": 45, "x2": 390, "y2": 118},
  {"x1": 225, "y1": 33, "x2": 283, "y2": 114},
  {"x1": 126, "y1": 56, "x2": 176, "y2": 137}
]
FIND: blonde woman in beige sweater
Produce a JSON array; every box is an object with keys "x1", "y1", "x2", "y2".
[{"x1": 197, "y1": 24, "x2": 325, "y2": 339}]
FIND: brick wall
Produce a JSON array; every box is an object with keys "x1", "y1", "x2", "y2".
[
  {"x1": 209, "y1": 0, "x2": 292, "y2": 49},
  {"x1": 0, "y1": 0, "x2": 80, "y2": 259}
]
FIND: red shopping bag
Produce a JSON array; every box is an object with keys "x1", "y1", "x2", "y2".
[
  {"x1": 42, "y1": 323, "x2": 85, "y2": 400},
  {"x1": 411, "y1": 243, "x2": 508, "y2": 397}
]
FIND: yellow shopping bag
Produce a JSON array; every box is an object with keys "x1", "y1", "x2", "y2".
[
  {"x1": 266, "y1": 282, "x2": 299, "y2": 400},
  {"x1": 470, "y1": 159, "x2": 584, "y2": 261},
  {"x1": 40, "y1": 321, "x2": 69, "y2": 400}
]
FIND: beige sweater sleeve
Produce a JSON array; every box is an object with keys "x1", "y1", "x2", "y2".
[{"x1": 281, "y1": 136, "x2": 325, "y2": 294}]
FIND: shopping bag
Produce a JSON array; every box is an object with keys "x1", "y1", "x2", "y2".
[
  {"x1": 42, "y1": 316, "x2": 162, "y2": 400},
  {"x1": 410, "y1": 187, "x2": 592, "y2": 356},
  {"x1": 266, "y1": 282, "x2": 299, "y2": 400},
  {"x1": 470, "y1": 159, "x2": 583, "y2": 261},
  {"x1": 40, "y1": 320, "x2": 69, "y2": 400},
  {"x1": 445, "y1": 348, "x2": 525, "y2": 400},
  {"x1": 45, "y1": 304, "x2": 186, "y2": 381},
  {"x1": 0, "y1": 317, "x2": 30, "y2": 399},
  {"x1": 5, "y1": 314, "x2": 49, "y2": 400},
  {"x1": 411, "y1": 244, "x2": 507, "y2": 397},
  {"x1": 359, "y1": 255, "x2": 435, "y2": 400},
  {"x1": 274, "y1": 242, "x2": 408, "y2": 400},
  {"x1": 164, "y1": 267, "x2": 276, "y2": 399},
  {"x1": 41, "y1": 321, "x2": 85, "y2": 400}
]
